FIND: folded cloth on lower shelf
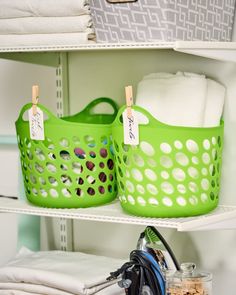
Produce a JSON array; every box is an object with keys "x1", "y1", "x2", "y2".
[
  {"x1": 0, "y1": 283, "x2": 125, "y2": 295},
  {"x1": 0, "y1": 31, "x2": 95, "y2": 47},
  {"x1": 0, "y1": 247, "x2": 126, "y2": 295},
  {"x1": 0, "y1": 291, "x2": 39, "y2": 295},
  {"x1": 0, "y1": 0, "x2": 90, "y2": 18},
  {"x1": 0, "y1": 15, "x2": 93, "y2": 35},
  {"x1": 0, "y1": 283, "x2": 73, "y2": 295}
]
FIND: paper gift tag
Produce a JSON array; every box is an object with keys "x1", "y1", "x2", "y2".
[
  {"x1": 28, "y1": 106, "x2": 45, "y2": 140},
  {"x1": 123, "y1": 108, "x2": 139, "y2": 145}
]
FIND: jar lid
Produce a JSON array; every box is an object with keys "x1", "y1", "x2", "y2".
[{"x1": 169, "y1": 263, "x2": 212, "y2": 282}]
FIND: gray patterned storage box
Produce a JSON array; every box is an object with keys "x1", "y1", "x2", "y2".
[{"x1": 90, "y1": 0, "x2": 236, "y2": 43}]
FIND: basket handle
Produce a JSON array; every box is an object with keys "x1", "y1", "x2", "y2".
[
  {"x1": 81, "y1": 97, "x2": 119, "y2": 116},
  {"x1": 113, "y1": 105, "x2": 168, "y2": 128},
  {"x1": 16, "y1": 103, "x2": 60, "y2": 125}
]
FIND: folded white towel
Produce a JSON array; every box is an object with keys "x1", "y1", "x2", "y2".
[
  {"x1": 136, "y1": 72, "x2": 225, "y2": 128},
  {"x1": 140, "y1": 72, "x2": 177, "y2": 79},
  {"x1": 0, "y1": 283, "x2": 125, "y2": 295},
  {"x1": 0, "y1": 15, "x2": 93, "y2": 35},
  {"x1": 0, "y1": 289, "x2": 125, "y2": 295},
  {"x1": 141, "y1": 72, "x2": 206, "y2": 80},
  {"x1": 135, "y1": 72, "x2": 207, "y2": 127},
  {"x1": 0, "y1": 0, "x2": 90, "y2": 18},
  {"x1": 0, "y1": 283, "x2": 73, "y2": 295},
  {"x1": 0, "y1": 31, "x2": 95, "y2": 47},
  {"x1": 96, "y1": 283, "x2": 125, "y2": 295},
  {"x1": 0, "y1": 248, "x2": 126, "y2": 295},
  {"x1": 204, "y1": 79, "x2": 225, "y2": 127},
  {"x1": 0, "y1": 291, "x2": 38, "y2": 295}
]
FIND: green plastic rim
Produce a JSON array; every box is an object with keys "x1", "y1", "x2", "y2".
[
  {"x1": 16, "y1": 97, "x2": 118, "y2": 208},
  {"x1": 112, "y1": 105, "x2": 224, "y2": 218}
]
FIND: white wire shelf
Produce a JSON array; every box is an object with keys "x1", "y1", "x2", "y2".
[
  {"x1": 0, "y1": 41, "x2": 235, "y2": 62},
  {"x1": 175, "y1": 41, "x2": 236, "y2": 63},
  {"x1": 0, "y1": 42, "x2": 175, "y2": 52},
  {"x1": 0, "y1": 198, "x2": 236, "y2": 231}
]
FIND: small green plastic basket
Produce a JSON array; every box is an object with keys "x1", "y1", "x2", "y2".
[
  {"x1": 112, "y1": 106, "x2": 224, "y2": 217},
  {"x1": 16, "y1": 97, "x2": 118, "y2": 208}
]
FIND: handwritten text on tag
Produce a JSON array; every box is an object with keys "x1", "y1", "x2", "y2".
[
  {"x1": 28, "y1": 107, "x2": 45, "y2": 140},
  {"x1": 123, "y1": 109, "x2": 139, "y2": 145}
]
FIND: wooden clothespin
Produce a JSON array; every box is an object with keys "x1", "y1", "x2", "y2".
[
  {"x1": 32, "y1": 85, "x2": 39, "y2": 115},
  {"x1": 125, "y1": 85, "x2": 133, "y2": 118}
]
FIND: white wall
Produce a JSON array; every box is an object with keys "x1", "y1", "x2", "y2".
[{"x1": 0, "y1": 58, "x2": 57, "y2": 265}]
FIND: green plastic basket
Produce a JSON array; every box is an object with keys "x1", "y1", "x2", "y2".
[
  {"x1": 112, "y1": 106, "x2": 224, "y2": 217},
  {"x1": 16, "y1": 97, "x2": 118, "y2": 208}
]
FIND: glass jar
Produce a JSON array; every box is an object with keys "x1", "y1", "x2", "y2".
[{"x1": 166, "y1": 262, "x2": 212, "y2": 295}]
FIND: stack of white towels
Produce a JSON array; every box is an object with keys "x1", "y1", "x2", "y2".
[
  {"x1": 135, "y1": 72, "x2": 225, "y2": 127},
  {"x1": 0, "y1": 247, "x2": 125, "y2": 295},
  {"x1": 0, "y1": 0, "x2": 95, "y2": 47}
]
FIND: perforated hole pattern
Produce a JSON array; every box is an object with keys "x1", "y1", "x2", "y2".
[
  {"x1": 114, "y1": 135, "x2": 223, "y2": 217},
  {"x1": 17, "y1": 132, "x2": 116, "y2": 208}
]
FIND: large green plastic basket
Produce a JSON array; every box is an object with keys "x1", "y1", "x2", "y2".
[
  {"x1": 16, "y1": 98, "x2": 118, "y2": 208},
  {"x1": 112, "y1": 106, "x2": 224, "y2": 217}
]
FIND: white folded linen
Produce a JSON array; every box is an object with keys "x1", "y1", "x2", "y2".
[
  {"x1": 204, "y1": 78, "x2": 225, "y2": 127},
  {"x1": 0, "y1": 291, "x2": 39, "y2": 295},
  {"x1": 135, "y1": 72, "x2": 225, "y2": 128},
  {"x1": 0, "y1": 0, "x2": 90, "y2": 18},
  {"x1": 0, "y1": 15, "x2": 93, "y2": 35},
  {"x1": 135, "y1": 72, "x2": 208, "y2": 127},
  {"x1": 96, "y1": 283, "x2": 125, "y2": 295},
  {"x1": 140, "y1": 72, "x2": 206, "y2": 80},
  {"x1": 0, "y1": 31, "x2": 95, "y2": 47},
  {"x1": 0, "y1": 283, "x2": 73, "y2": 295},
  {"x1": 0, "y1": 283, "x2": 125, "y2": 295},
  {"x1": 0, "y1": 248, "x2": 126, "y2": 295}
]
